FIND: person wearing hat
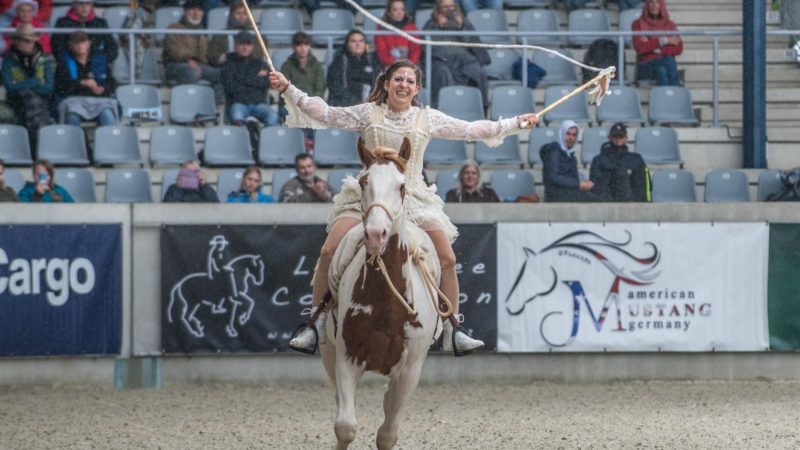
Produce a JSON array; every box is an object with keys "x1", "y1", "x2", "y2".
[
  {"x1": 163, "y1": 0, "x2": 224, "y2": 103},
  {"x1": 52, "y1": 0, "x2": 117, "y2": 64},
  {"x1": 0, "y1": 0, "x2": 51, "y2": 30},
  {"x1": 589, "y1": 123, "x2": 650, "y2": 202},
  {"x1": 208, "y1": 0, "x2": 263, "y2": 68},
  {"x1": 220, "y1": 31, "x2": 278, "y2": 130},
  {"x1": 2, "y1": 0, "x2": 51, "y2": 54},
  {"x1": 1, "y1": 23, "x2": 55, "y2": 148},
  {"x1": 540, "y1": 120, "x2": 603, "y2": 203}
]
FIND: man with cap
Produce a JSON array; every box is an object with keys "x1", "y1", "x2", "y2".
[
  {"x1": 3, "y1": 0, "x2": 52, "y2": 54},
  {"x1": 590, "y1": 123, "x2": 650, "y2": 202},
  {"x1": 52, "y1": 0, "x2": 117, "y2": 63},
  {"x1": 163, "y1": 0, "x2": 223, "y2": 103},
  {"x1": 540, "y1": 120, "x2": 603, "y2": 202},
  {"x1": 220, "y1": 31, "x2": 278, "y2": 128}
]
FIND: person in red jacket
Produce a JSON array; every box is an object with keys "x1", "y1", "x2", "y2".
[
  {"x1": 632, "y1": 0, "x2": 683, "y2": 86},
  {"x1": 0, "y1": 0, "x2": 51, "y2": 24},
  {"x1": 3, "y1": 0, "x2": 51, "y2": 54},
  {"x1": 374, "y1": 0, "x2": 420, "y2": 66}
]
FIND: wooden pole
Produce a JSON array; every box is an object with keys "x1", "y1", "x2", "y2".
[
  {"x1": 240, "y1": 1, "x2": 275, "y2": 72},
  {"x1": 520, "y1": 70, "x2": 612, "y2": 128}
]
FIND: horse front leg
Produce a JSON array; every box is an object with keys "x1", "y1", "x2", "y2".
[
  {"x1": 237, "y1": 293, "x2": 255, "y2": 325},
  {"x1": 376, "y1": 361, "x2": 424, "y2": 450},
  {"x1": 225, "y1": 298, "x2": 241, "y2": 338},
  {"x1": 334, "y1": 358, "x2": 363, "y2": 450}
]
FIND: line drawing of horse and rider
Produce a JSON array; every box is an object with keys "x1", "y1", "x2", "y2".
[{"x1": 167, "y1": 235, "x2": 265, "y2": 338}]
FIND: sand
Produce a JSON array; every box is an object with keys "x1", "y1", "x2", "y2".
[{"x1": 1, "y1": 380, "x2": 799, "y2": 449}]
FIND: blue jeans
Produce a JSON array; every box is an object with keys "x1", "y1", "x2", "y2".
[
  {"x1": 165, "y1": 62, "x2": 224, "y2": 104},
  {"x1": 636, "y1": 55, "x2": 682, "y2": 87},
  {"x1": 228, "y1": 103, "x2": 278, "y2": 126},
  {"x1": 459, "y1": 0, "x2": 502, "y2": 13},
  {"x1": 65, "y1": 109, "x2": 117, "y2": 126}
]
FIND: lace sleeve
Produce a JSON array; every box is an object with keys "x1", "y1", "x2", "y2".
[
  {"x1": 282, "y1": 84, "x2": 372, "y2": 131},
  {"x1": 427, "y1": 107, "x2": 520, "y2": 147}
]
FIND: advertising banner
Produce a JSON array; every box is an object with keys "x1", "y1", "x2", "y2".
[
  {"x1": 497, "y1": 223, "x2": 769, "y2": 352},
  {"x1": 0, "y1": 225, "x2": 121, "y2": 357},
  {"x1": 767, "y1": 223, "x2": 800, "y2": 350},
  {"x1": 161, "y1": 224, "x2": 496, "y2": 353}
]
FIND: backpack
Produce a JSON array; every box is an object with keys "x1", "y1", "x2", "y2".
[
  {"x1": 511, "y1": 58, "x2": 547, "y2": 89},
  {"x1": 582, "y1": 38, "x2": 623, "y2": 84},
  {"x1": 766, "y1": 168, "x2": 800, "y2": 201}
]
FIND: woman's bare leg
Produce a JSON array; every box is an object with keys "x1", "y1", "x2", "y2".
[{"x1": 311, "y1": 217, "x2": 360, "y2": 307}]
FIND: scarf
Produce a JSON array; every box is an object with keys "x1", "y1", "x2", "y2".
[
  {"x1": 558, "y1": 120, "x2": 579, "y2": 156},
  {"x1": 66, "y1": 7, "x2": 97, "y2": 23},
  {"x1": 638, "y1": 0, "x2": 672, "y2": 30},
  {"x1": 11, "y1": 46, "x2": 37, "y2": 77}
]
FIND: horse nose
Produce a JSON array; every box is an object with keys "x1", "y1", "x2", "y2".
[{"x1": 364, "y1": 224, "x2": 389, "y2": 253}]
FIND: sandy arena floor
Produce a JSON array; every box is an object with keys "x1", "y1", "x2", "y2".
[{"x1": 1, "y1": 381, "x2": 799, "y2": 449}]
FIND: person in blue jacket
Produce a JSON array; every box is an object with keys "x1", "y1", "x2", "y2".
[
  {"x1": 18, "y1": 159, "x2": 75, "y2": 202},
  {"x1": 226, "y1": 166, "x2": 273, "y2": 203},
  {"x1": 540, "y1": 120, "x2": 602, "y2": 202}
]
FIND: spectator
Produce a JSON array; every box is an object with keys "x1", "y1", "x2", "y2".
[
  {"x1": 0, "y1": 159, "x2": 20, "y2": 202},
  {"x1": 221, "y1": 31, "x2": 278, "y2": 127},
  {"x1": 3, "y1": 0, "x2": 52, "y2": 54},
  {"x1": 375, "y1": 0, "x2": 421, "y2": 66},
  {"x1": 422, "y1": 0, "x2": 490, "y2": 108},
  {"x1": 279, "y1": 31, "x2": 325, "y2": 149},
  {"x1": 18, "y1": 159, "x2": 74, "y2": 202},
  {"x1": 226, "y1": 166, "x2": 273, "y2": 203},
  {"x1": 163, "y1": 0, "x2": 224, "y2": 103},
  {"x1": 326, "y1": 29, "x2": 382, "y2": 107},
  {"x1": 52, "y1": 0, "x2": 117, "y2": 63},
  {"x1": 458, "y1": 0, "x2": 501, "y2": 14},
  {"x1": 0, "y1": 0, "x2": 51, "y2": 26},
  {"x1": 445, "y1": 161, "x2": 499, "y2": 203},
  {"x1": 632, "y1": 0, "x2": 683, "y2": 86},
  {"x1": 589, "y1": 123, "x2": 649, "y2": 202},
  {"x1": 208, "y1": 1, "x2": 263, "y2": 67},
  {"x1": 280, "y1": 153, "x2": 332, "y2": 203},
  {"x1": 1, "y1": 24, "x2": 55, "y2": 148},
  {"x1": 540, "y1": 120, "x2": 602, "y2": 202},
  {"x1": 54, "y1": 31, "x2": 119, "y2": 126},
  {"x1": 163, "y1": 160, "x2": 219, "y2": 203},
  {"x1": 118, "y1": 1, "x2": 156, "y2": 80}
]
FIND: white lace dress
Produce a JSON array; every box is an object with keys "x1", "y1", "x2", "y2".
[{"x1": 282, "y1": 85, "x2": 521, "y2": 242}]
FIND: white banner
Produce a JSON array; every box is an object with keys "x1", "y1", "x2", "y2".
[{"x1": 497, "y1": 223, "x2": 769, "y2": 352}]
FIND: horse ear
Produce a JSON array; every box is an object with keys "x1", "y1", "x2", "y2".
[
  {"x1": 399, "y1": 138, "x2": 412, "y2": 162},
  {"x1": 357, "y1": 137, "x2": 375, "y2": 167}
]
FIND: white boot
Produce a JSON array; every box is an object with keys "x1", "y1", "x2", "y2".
[
  {"x1": 289, "y1": 308, "x2": 327, "y2": 351},
  {"x1": 442, "y1": 319, "x2": 484, "y2": 356}
]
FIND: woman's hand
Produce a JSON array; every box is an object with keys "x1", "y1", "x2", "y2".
[
  {"x1": 269, "y1": 71, "x2": 290, "y2": 93},
  {"x1": 517, "y1": 113, "x2": 540, "y2": 129}
]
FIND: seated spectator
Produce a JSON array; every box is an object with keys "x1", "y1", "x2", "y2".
[
  {"x1": 589, "y1": 123, "x2": 649, "y2": 202},
  {"x1": 445, "y1": 161, "x2": 499, "y2": 203},
  {"x1": 164, "y1": 160, "x2": 219, "y2": 203},
  {"x1": 280, "y1": 153, "x2": 332, "y2": 203},
  {"x1": 280, "y1": 31, "x2": 325, "y2": 148},
  {"x1": 208, "y1": 0, "x2": 263, "y2": 68},
  {"x1": 374, "y1": 0, "x2": 421, "y2": 66},
  {"x1": 54, "y1": 31, "x2": 119, "y2": 126},
  {"x1": 18, "y1": 159, "x2": 74, "y2": 202},
  {"x1": 1, "y1": 24, "x2": 55, "y2": 148},
  {"x1": 52, "y1": 0, "x2": 117, "y2": 63},
  {"x1": 163, "y1": 0, "x2": 224, "y2": 103},
  {"x1": 0, "y1": 0, "x2": 51, "y2": 56},
  {"x1": 3, "y1": 0, "x2": 52, "y2": 54},
  {"x1": 632, "y1": 0, "x2": 683, "y2": 86},
  {"x1": 221, "y1": 31, "x2": 278, "y2": 127},
  {"x1": 0, "y1": 159, "x2": 20, "y2": 202},
  {"x1": 540, "y1": 120, "x2": 602, "y2": 202},
  {"x1": 326, "y1": 29, "x2": 382, "y2": 107},
  {"x1": 226, "y1": 166, "x2": 273, "y2": 203},
  {"x1": 458, "y1": 0, "x2": 501, "y2": 14},
  {"x1": 118, "y1": 1, "x2": 156, "y2": 80},
  {"x1": 422, "y1": 0, "x2": 490, "y2": 108}
]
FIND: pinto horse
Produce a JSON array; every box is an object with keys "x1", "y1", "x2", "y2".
[{"x1": 319, "y1": 138, "x2": 448, "y2": 450}]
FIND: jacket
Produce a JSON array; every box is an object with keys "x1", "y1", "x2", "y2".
[
  {"x1": 52, "y1": 8, "x2": 117, "y2": 62},
  {"x1": 279, "y1": 176, "x2": 332, "y2": 203},
  {"x1": 4, "y1": 17, "x2": 51, "y2": 54},
  {"x1": 226, "y1": 190, "x2": 274, "y2": 203},
  {"x1": 221, "y1": 52, "x2": 270, "y2": 105},
  {"x1": 326, "y1": 49, "x2": 381, "y2": 107},
  {"x1": 18, "y1": 182, "x2": 74, "y2": 202},
  {"x1": 54, "y1": 51, "x2": 115, "y2": 98},
  {"x1": 374, "y1": 19, "x2": 421, "y2": 65},
  {"x1": 1, "y1": 44, "x2": 54, "y2": 101},
  {"x1": 445, "y1": 186, "x2": 500, "y2": 203},
  {"x1": 163, "y1": 16, "x2": 208, "y2": 64},
  {"x1": 280, "y1": 53, "x2": 326, "y2": 99},
  {"x1": 207, "y1": 18, "x2": 263, "y2": 67},
  {"x1": 632, "y1": 0, "x2": 683, "y2": 64},
  {"x1": 589, "y1": 141, "x2": 648, "y2": 202},
  {"x1": 0, "y1": 186, "x2": 19, "y2": 202},
  {"x1": 163, "y1": 184, "x2": 219, "y2": 203},
  {"x1": 0, "y1": 0, "x2": 52, "y2": 24}
]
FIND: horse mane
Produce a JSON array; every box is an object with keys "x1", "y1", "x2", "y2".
[{"x1": 369, "y1": 146, "x2": 408, "y2": 173}]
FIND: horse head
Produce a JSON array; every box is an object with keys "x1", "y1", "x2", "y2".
[
  {"x1": 357, "y1": 137, "x2": 412, "y2": 256},
  {"x1": 224, "y1": 254, "x2": 265, "y2": 296}
]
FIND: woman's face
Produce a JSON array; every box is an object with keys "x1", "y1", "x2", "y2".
[
  {"x1": 71, "y1": 39, "x2": 90, "y2": 57},
  {"x1": 346, "y1": 33, "x2": 366, "y2": 56},
  {"x1": 388, "y1": 1, "x2": 406, "y2": 21},
  {"x1": 16, "y1": 4, "x2": 35, "y2": 23},
  {"x1": 384, "y1": 67, "x2": 420, "y2": 111},
  {"x1": 243, "y1": 171, "x2": 261, "y2": 194},
  {"x1": 461, "y1": 165, "x2": 479, "y2": 190},
  {"x1": 232, "y1": 6, "x2": 247, "y2": 24}
]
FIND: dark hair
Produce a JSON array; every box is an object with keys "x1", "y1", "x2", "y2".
[
  {"x1": 344, "y1": 29, "x2": 366, "y2": 51},
  {"x1": 227, "y1": 0, "x2": 245, "y2": 16},
  {"x1": 381, "y1": 0, "x2": 412, "y2": 23},
  {"x1": 367, "y1": 59, "x2": 422, "y2": 106},
  {"x1": 294, "y1": 152, "x2": 314, "y2": 167},
  {"x1": 292, "y1": 31, "x2": 311, "y2": 46},
  {"x1": 69, "y1": 30, "x2": 88, "y2": 45}
]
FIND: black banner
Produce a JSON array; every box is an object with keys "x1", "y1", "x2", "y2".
[{"x1": 161, "y1": 224, "x2": 496, "y2": 353}]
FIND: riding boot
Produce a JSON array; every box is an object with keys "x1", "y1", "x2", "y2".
[
  {"x1": 289, "y1": 293, "x2": 332, "y2": 354},
  {"x1": 442, "y1": 316, "x2": 485, "y2": 357}
]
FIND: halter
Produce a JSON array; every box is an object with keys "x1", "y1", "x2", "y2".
[{"x1": 362, "y1": 201, "x2": 401, "y2": 224}]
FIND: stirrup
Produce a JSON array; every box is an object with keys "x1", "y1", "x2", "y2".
[{"x1": 289, "y1": 323, "x2": 319, "y2": 355}]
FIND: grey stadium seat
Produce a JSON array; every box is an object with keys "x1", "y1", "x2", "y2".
[
  {"x1": 103, "y1": 6, "x2": 132, "y2": 34},
  {"x1": 259, "y1": 126, "x2": 305, "y2": 167},
  {"x1": 490, "y1": 170, "x2": 535, "y2": 202},
  {"x1": 543, "y1": 86, "x2": 591, "y2": 125},
  {"x1": 217, "y1": 169, "x2": 245, "y2": 200},
  {"x1": 648, "y1": 86, "x2": 699, "y2": 126},
  {"x1": 466, "y1": 9, "x2": 510, "y2": 44},
  {"x1": 485, "y1": 48, "x2": 520, "y2": 84},
  {"x1": 161, "y1": 169, "x2": 180, "y2": 201},
  {"x1": 505, "y1": 0, "x2": 550, "y2": 7},
  {"x1": 49, "y1": 5, "x2": 70, "y2": 28},
  {"x1": 260, "y1": 8, "x2": 304, "y2": 46},
  {"x1": 55, "y1": 168, "x2": 96, "y2": 203},
  {"x1": 149, "y1": 125, "x2": 197, "y2": 166},
  {"x1": 271, "y1": 47, "x2": 295, "y2": 72},
  {"x1": 169, "y1": 84, "x2": 218, "y2": 124},
  {"x1": 651, "y1": 169, "x2": 697, "y2": 202},
  {"x1": 596, "y1": 86, "x2": 646, "y2": 125},
  {"x1": 314, "y1": 129, "x2": 360, "y2": 166},
  {"x1": 435, "y1": 168, "x2": 459, "y2": 201},
  {"x1": 116, "y1": 49, "x2": 161, "y2": 85},
  {"x1": 423, "y1": 139, "x2": 468, "y2": 165},
  {"x1": 271, "y1": 169, "x2": 297, "y2": 198},
  {"x1": 704, "y1": 169, "x2": 750, "y2": 203},
  {"x1": 757, "y1": 169, "x2": 784, "y2": 201},
  {"x1": 207, "y1": 6, "x2": 229, "y2": 31},
  {"x1": 311, "y1": 8, "x2": 355, "y2": 46},
  {"x1": 93, "y1": 125, "x2": 143, "y2": 166},
  {"x1": 0, "y1": 124, "x2": 33, "y2": 165},
  {"x1": 567, "y1": 9, "x2": 610, "y2": 47},
  {"x1": 437, "y1": 86, "x2": 485, "y2": 122},
  {"x1": 105, "y1": 168, "x2": 153, "y2": 203},
  {"x1": 328, "y1": 168, "x2": 359, "y2": 195},
  {"x1": 203, "y1": 126, "x2": 255, "y2": 167},
  {"x1": 489, "y1": 85, "x2": 535, "y2": 121},
  {"x1": 528, "y1": 126, "x2": 559, "y2": 167},
  {"x1": 634, "y1": 127, "x2": 684, "y2": 167},
  {"x1": 533, "y1": 49, "x2": 579, "y2": 86},
  {"x1": 516, "y1": 9, "x2": 561, "y2": 46},
  {"x1": 475, "y1": 134, "x2": 524, "y2": 167},
  {"x1": 415, "y1": 9, "x2": 433, "y2": 28},
  {"x1": 155, "y1": 7, "x2": 183, "y2": 43},
  {"x1": 619, "y1": 8, "x2": 642, "y2": 47},
  {"x1": 3, "y1": 168, "x2": 24, "y2": 193},
  {"x1": 580, "y1": 127, "x2": 609, "y2": 167},
  {"x1": 37, "y1": 125, "x2": 90, "y2": 166},
  {"x1": 116, "y1": 84, "x2": 163, "y2": 123}
]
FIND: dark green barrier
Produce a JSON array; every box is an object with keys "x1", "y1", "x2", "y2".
[{"x1": 768, "y1": 223, "x2": 800, "y2": 350}]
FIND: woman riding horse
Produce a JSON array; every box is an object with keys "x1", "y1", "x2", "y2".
[{"x1": 270, "y1": 59, "x2": 539, "y2": 355}]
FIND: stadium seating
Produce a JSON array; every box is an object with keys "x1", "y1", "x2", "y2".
[
  {"x1": 475, "y1": 135, "x2": 524, "y2": 167},
  {"x1": 149, "y1": 126, "x2": 197, "y2": 166},
  {"x1": 651, "y1": 169, "x2": 697, "y2": 202},
  {"x1": 437, "y1": 86, "x2": 485, "y2": 122},
  {"x1": 105, "y1": 168, "x2": 153, "y2": 203},
  {"x1": 271, "y1": 169, "x2": 297, "y2": 198},
  {"x1": 435, "y1": 168, "x2": 459, "y2": 201},
  {"x1": 169, "y1": 85, "x2": 218, "y2": 125},
  {"x1": 311, "y1": 8, "x2": 355, "y2": 46},
  {"x1": 490, "y1": 170, "x2": 535, "y2": 202},
  {"x1": 533, "y1": 49, "x2": 580, "y2": 86},
  {"x1": 216, "y1": 169, "x2": 245, "y2": 200},
  {"x1": 567, "y1": 9, "x2": 610, "y2": 47},
  {"x1": 485, "y1": 48, "x2": 520, "y2": 85},
  {"x1": 203, "y1": 126, "x2": 255, "y2": 167},
  {"x1": 161, "y1": 169, "x2": 179, "y2": 200},
  {"x1": 489, "y1": 85, "x2": 535, "y2": 121},
  {"x1": 154, "y1": 6, "x2": 183, "y2": 43},
  {"x1": 260, "y1": 8, "x2": 304, "y2": 45},
  {"x1": 634, "y1": 127, "x2": 684, "y2": 167},
  {"x1": 270, "y1": 47, "x2": 295, "y2": 73},
  {"x1": 596, "y1": 86, "x2": 646, "y2": 126},
  {"x1": 207, "y1": 7, "x2": 229, "y2": 31},
  {"x1": 55, "y1": 168, "x2": 96, "y2": 203},
  {"x1": 528, "y1": 126, "x2": 559, "y2": 167},
  {"x1": 259, "y1": 126, "x2": 305, "y2": 167},
  {"x1": 467, "y1": 9, "x2": 511, "y2": 44},
  {"x1": 3, "y1": 168, "x2": 24, "y2": 193},
  {"x1": 49, "y1": 5, "x2": 70, "y2": 28},
  {"x1": 116, "y1": 84, "x2": 163, "y2": 124},
  {"x1": 103, "y1": 6, "x2": 132, "y2": 34},
  {"x1": 516, "y1": 9, "x2": 561, "y2": 46},
  {"x1": 619, "y1": 8, "x2": 642, "y2": 47},
  {"x1": 648, "y1": 86, "x2": 700, "y2": 126},
  {"x1": 704, "y1": 169, "x2": 750, "y2": 203},
  {"x1": 757, "y1": 169, "x2": 784, "y2": 201},
  {"x1": 37, "y1": 125, "x2": 90, "y2": 166},
  {"x1": 0, "y1": 125, "x2": 33, "y2": 166},
  {"x1": 424, "y1": 139, "x2": 468, "y2": 165},
  {"x1": 93, "y1": 125, "x2": 143, "y2": 166},
  {"x1": 328, "y1": 168, "x2": 359, "y2": 194},
  {"x1": 543, "y1": 86, "x2": 591, "y2": 125},
  {"x1": 580, "y1": 127, "x2": 609, "y2": 167},
  {"x1": 314, "y1": 129, "x2": 360, "y2": 166}
]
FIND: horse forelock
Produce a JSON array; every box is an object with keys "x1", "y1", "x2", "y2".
[{"x1": 365, "y1": 146, "x2": 407, "y2": 173}]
